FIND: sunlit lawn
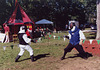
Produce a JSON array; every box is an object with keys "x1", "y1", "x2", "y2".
[{"x1": 0, "y1": 31, "x2": 96, "y2": 70}]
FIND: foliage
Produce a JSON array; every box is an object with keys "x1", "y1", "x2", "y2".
[{"x1": 0, "y1": 0, "x2": 96, "y2": 30}]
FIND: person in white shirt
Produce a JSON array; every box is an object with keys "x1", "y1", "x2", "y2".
[
  {"x1": 61, "y1": 22, "x2": 87, "y2": 60},
  {"x1": 15, "y1": 25, "x2": 34, "y2": 62}
]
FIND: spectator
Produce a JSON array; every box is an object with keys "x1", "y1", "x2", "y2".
[
  {"x1": 3, "y1": 23, "x2": 10, "y2": 43},
  {"x1": 65, "y1": 24, "x2": 68, "y2": 30}
]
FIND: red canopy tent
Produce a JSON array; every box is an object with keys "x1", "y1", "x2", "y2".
[{"x1": 3, "y1": 3, "x2": 34, "y2": 37}]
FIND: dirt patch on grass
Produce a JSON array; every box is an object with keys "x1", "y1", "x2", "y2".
[
  {"x1": 2, "y1": 49, "x2": 100, "y2": 70},
  {"x1": 22, "y1": 53, "x2": 100, "y2": 70},
  {"x1": 3, "y1": 54, "x2": 100, "y2": 70},
  {"x1": 28, "y1": 54, "x2": 100, "y2": 70},
  {"x1": 59, "y1": 56, "x2": 100, "y2": 70}
]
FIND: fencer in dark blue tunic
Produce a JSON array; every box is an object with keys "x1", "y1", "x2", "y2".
[
  {"x1": 61, "y1": 23, "x2": 87, "y2": 60},
  {"x1": 69, "y1": 26, "x2": 80, "y2": 46}
]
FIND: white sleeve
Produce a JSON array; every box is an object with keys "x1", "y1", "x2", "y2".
[
  {"x1": 23, "y1": 34, "x2": 31, "y2": 43},
  {"x1": 79, "y1": 30, "x2": 86, "y2": 40},
  {"x1": 67, "y1": 33, "x2": 71, "y2": 39}
]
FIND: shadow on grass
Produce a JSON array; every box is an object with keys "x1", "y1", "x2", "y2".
[
  {"x1": 18, "y1": 58, "x2": 31, "y2": 62},
  {"x1": 67, "y1": 52, "x2": 93, "y2": 59},
  {"x1": 35, "y1": 53, "x2": 50, "y2": 61},
  {"x1": 18, "y1": 53, "x2": 50, "y2": 62}
]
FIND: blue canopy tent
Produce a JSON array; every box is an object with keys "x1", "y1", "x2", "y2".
[
  {"x1": 35, "y1": 19, "x2": 53, "y2": 25},
  {"x1": 35, "y1": 19, "x2": 53, "y2": 30}
]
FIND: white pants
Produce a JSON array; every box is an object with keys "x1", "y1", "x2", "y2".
[
  {"x1": 5, "y1": 35, "x2": 9, "y2": 43},
  {"x1": 18, "y1": 44, "x2": 33, "y2": 56}
]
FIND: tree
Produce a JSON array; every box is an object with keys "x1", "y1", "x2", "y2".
[
  {"x1": 0, "y1": 0, "x2": 96, "y2": 30},
  {"x1": 96, "y1": 0, "x2": 100, "y2": 40},
  {"x1": 0, "y1": 0, "x2": 14, "y2": 25},
  {"x1": 83, "y1": 0, "x2": 96, "y2": 23}
]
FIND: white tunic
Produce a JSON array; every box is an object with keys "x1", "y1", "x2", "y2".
[{"x1": 18, "y1": 26, "x2": 33, "y2": 56}]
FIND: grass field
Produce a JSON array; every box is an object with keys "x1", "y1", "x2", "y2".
[{"x1": 0, "y1": 31, "x2": 97, "y2": 70}]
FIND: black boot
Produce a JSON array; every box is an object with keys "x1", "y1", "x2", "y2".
[
  {"x1": 15, "y1": 55, "x2": 21, "y2": 62},
  {"x1": 61, "y1": 51, "x2": 67, "y2": 60},
  {"x1": 31, "y1": 55, "x2": 35, "y2": 62},
  {"x1": 61, "y1": 56, "x2": 65, "y2": 60}
]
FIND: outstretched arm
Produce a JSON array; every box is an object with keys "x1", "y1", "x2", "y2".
[
  {"x1": 65, "y1": 36, "x2": 69, "y2": 39},
  {"x1": 65, "y1": 33, "x2": 71, "y2": 39}
]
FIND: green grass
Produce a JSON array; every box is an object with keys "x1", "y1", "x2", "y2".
[
  {"x1": 0, "y1": 32, "x2": 96, "y2": 70},
  {"x1": 85, "y1": 28, "x2": 91, "y2": 30},
  {"x1": 84, "y1": 32, "x2": 96, "y2": 40}
]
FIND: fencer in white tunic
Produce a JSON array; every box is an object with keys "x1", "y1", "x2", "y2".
[
  {"x1": 15, "y1": 26, "x2": 34, "y2": 62},
  {"x1": 18, "y1": 31, "x2": 33, "y2": 56}
]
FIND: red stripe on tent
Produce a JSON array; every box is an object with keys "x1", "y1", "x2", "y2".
[
  {"x1": 19, "y1": 5, "x2": 32, "y2": 23},
  {"x1": 15, "y1": 0, "x2": 18, "y2": 6},
  {"x1": 7, "y1": 3, "x2": 33, "y2": 24},
  {"x1": 3, "y1": 3, "x2": 35, "y2": 36},
  {"x1": 14, "y1": 23, "x2": 24, "y2": 25},
  {"x1": 8, "y1": 5, "x2": 18, "y2": 23}
]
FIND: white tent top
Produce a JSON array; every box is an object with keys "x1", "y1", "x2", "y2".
[{"x1": 35, "y1": 19, "x2": 53, "y2": 25}]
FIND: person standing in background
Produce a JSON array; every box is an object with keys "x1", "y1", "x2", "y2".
[
  {"x1": 3, "y1": 23, "x2": 10, "y2": 43},
  {"x1": 65, "y1": 24, "x2": 68, "y2": 30}
]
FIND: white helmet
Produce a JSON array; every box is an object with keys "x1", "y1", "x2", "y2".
[{"x1": 19, "y1": 25, "x2": 27, "y2": 33}]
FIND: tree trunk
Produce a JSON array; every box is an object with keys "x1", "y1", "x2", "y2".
[{"x1": 96, "y1": 0, "x2": 100, "y2": 40}]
